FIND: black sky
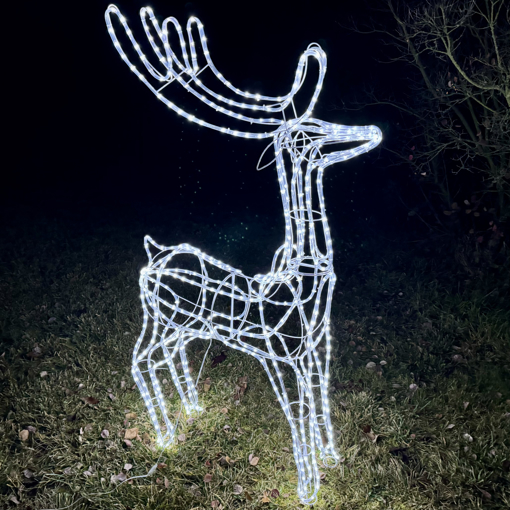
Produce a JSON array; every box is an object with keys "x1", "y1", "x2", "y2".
[{"x1": 7, "y1": 0, "x2": 401, "y2": 226}]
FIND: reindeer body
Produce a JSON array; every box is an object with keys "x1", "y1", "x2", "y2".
[{"x1": 105, "y1": 5, "x2": 382, "y2": 503}]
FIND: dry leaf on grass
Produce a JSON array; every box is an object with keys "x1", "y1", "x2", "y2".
[
  {"x1": 177, "y1": 434, "x2": 186, "y2": 442},
  {"x1": 479, "y1": 489, "x2": 492, "y2": 500},
  {"x1": 203, "y1": 377, "x2": 211, "y2": 392},
  {"x1": 123, "y1": 439, "x2": 133, "y2": 447},
  {"x1": 125, "y1": 412, "x2": 137, "y2": 420},
  {"x1": 124, "y1": 463, "x2": 132, "y2": 471},
  {"x1": 82, "y1": 396, "x2": 99, "y2": 405},
  {"x1": 362, "y1": 424, "x2": 380, "y2": 443},
  {"x1": 164, "y1": 477, "x2": 169, "y2": 488},
  {"x1": 271, "y1": 488, "x2": 280, "y2": 498},
  {"x1": 220, "y1": 407, "x2": 228, "y2": 414},
  {"x1": 124, "y1": 427, "x2": 138, "y2": 440},
  {"x1": 261, "y1": 491, "x2": 271, "y2": 503},
  {"x1": 19, "y1": 430, "x2": 29, "y2": 441},
  {"x1": 233, "y1": 484, "x2": 243, "y2": 494},
  {"x1": 204, "y1": 473, "x2": 213, "y2": 483},
  {"x1": 101, "y1": 429, "x2": 109, "y2": 438},
  {"x1": 248, "y1": 454, "x2": 259, "y2": 466},
  {"x1": 111, "y1": 472, "x2": 126, "y2": 483},
  {"x1": 211, "y1": 351, "x2": 227, "y2": 367},
  {"x1": 234, "y1": 376, "x2": 248, "y2": 400}
]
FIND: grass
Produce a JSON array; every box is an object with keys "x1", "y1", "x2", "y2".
[{"x1": 0, "y1": 201, "x2": 509, "y2": 509}]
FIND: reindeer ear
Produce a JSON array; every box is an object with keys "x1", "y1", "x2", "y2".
[{"x1": 144, "y1": 235, "x2": 163, "y2": 264}]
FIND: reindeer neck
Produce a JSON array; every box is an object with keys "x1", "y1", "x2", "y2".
[{"x1": 274, "y1": 133, "x2": 333, "y2": 266}]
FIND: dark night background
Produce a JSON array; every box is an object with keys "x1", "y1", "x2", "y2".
[{"x1": 6, "y1": 0, "x2": 404, "y2": 246}]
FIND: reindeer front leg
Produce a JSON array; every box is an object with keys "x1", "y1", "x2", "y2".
[{"x1": 259, "y1": 357, "x2": 321, "y2": 505}]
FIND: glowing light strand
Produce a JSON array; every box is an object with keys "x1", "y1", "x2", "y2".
[{"x1": 105, "y1": 4, "x2": 382, "y2": 504}]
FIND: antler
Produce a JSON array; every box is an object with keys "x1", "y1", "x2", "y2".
[{"x1": 105, "y1": 5, "x2": 327, "y2": 139}]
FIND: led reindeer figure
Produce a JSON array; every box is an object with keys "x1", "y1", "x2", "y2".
[{"x1": 105, "y1": 5, "x2": 381, "y2": 504}]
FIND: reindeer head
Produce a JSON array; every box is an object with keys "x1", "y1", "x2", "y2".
[{"x1": 105, "y1": 4, "x2": 382, "y2": 160}]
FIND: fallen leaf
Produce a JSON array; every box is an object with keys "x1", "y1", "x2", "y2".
[
  {"x1": 9, "y1": 495, "x2": 20, "y2": 505},
  {"x1": 211, "y1": 352, "x2": 227, "y2": 367},
  {"x1": 23, "y1": 469, "x2": 35, "y2": 478},
  {"x1": 320, "y1": 472, "x2": 326, "y2": 480},
  {"x1": 261, "y1": 491, "x2": 271, "y2": 503},
  {"x1": 270, "y1": 488, "x2": 279, "y2": 498},
  {"x1": 84, "y1": 423, "x2": 93, "y2": 433},
  {"x1": 177, "y1": 434, "x2": 186, "y2": 442},
  {"x1": 446, "y1": 423, "x2": 455, "y2": 430},
  {"x1": 164, "y1": 476, "x2": 169, "y2": 488},
  {"x1": 19, "y1": 430, "x2": 29, "y2": 441},
  {"x1": 362, "y1": 425, "x2": 379, "y2": 443},
  {"x1": 249, "y1": 454, "x2": 259, "y2": 466},
  {"x1": 187, "y1": 417, "x2": 195, "y2": 426},
  {"x1": 282, "y1": 447, "x2": 289, "y2": 452},
  {"x1": 101, "y1": 429, "x2": 109, "y2": 438},
  {"x1": 211, "y1": 501, "x2": 220, "y2": 508},
  {"x1": 123, "y1": 439, "x2": 133, "y2": 447},
  {"x1": 220, "y1": 407, "x2": 228, "y2": 414},
  {"x1": 233, "y1": 484, "x2": 243, "y2": 494},
  {"x1": 27, "y1": 426, "x2": 36, "y2": 433},
  {"x1": 108, "y1": 393, "x2": 116, "y2": 401},
  {"x1": 204, "y1": 473, "x2": 213, "y2": 483},
  {"x1": 463, "y1": 402, "x2": 470, "y2": 410},
  {"x1": 223, "y1": 425, "x2": 231, "y2": 431},
  {"x1": 124, "y1": 427, "x2": 139, "y2": 440},
  {"x1": 125, "y1": 412, "x2": 137, "y2": 420},
  {"x1": 479, "y1": 489, "x2": 491, "y2": 500},
  {"x1": 124, "y1": 463, "x2": 132, "y2": 471},
  {"x1": 203, "y1": 377, "x2": 211, "y2": 392},
  {"x1": 235, "y1": 376, "x2": 248, "y2": 400},
  {"x1": 83, "y1": 396, "x2": 99, "y2": 405}
]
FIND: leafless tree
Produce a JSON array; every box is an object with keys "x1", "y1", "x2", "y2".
[{"x1": 346, "y1": 0, "x2": 509, "y2": 270}]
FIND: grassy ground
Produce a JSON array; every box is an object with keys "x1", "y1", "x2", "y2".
[{"x1": 0, "y1": 202, "x2": 509, "y2": 509}]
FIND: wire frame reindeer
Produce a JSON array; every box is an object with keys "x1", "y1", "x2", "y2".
[{"x1": 105, "y1": 4, "x2": 382, "y2": 504}]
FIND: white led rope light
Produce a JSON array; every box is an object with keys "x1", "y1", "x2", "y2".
[{"x1": 105, "y1": 5, "x2": 382, "y2": 504}]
